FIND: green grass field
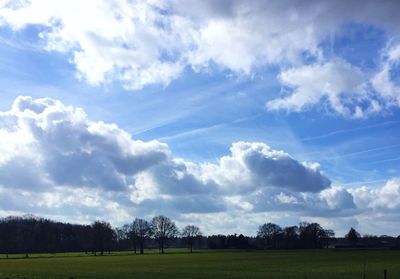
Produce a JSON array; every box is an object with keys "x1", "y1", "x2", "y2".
[{"x1": 0, "y1": 249, "x2": 399, "y2": 279}]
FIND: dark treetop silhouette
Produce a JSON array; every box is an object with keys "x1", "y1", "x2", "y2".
[{"x1": 0, "y1": 215, "x2": 399, "y2": 257}]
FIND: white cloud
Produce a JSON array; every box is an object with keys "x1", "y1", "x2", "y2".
[
  {"x1": 2, "y1": 0, "x2": 400, "y2": 118},
  {"x1": 351, "y1": 177, "x2": 400, "y2": 210},
  {"x1": 347, "y1": 178, "x2": 400, "y2": 235},
  {"x1": 266, "y1": 59, "x2": 369, "y2": 117},
  {"x1": 0, "y1": 96, "x2": 400, "y2": 234},
  {"x1": 371, "y1": 44, "x2": 400, "y2": 106},
  {"x1": 0, "y1": 0, "x2": 189, "y2": 89},
  {"x1": 267, "y1": 42, "x2": 400, "y2": 118},
  {"x1": 275, "y1": 192, "x2": 299, "y2": 205},
  {"x1": 319, "y1": 186, "x2": 356, "y2": 211},
  {"x1": 244, "y1": 185, "x2": 357, "y2": 218},
  {"x1": 0, "y1": 96, "x2": 333, "y2": 226},
  {"x1": 1, "y1": 0, "x2": 400, "y2": 95},
  {"x1": 199, "y1": 141, "x2": 331, "y2": 193},
  {"x1": 0, "y1": 95, "x2": 170, "y2": 191}
]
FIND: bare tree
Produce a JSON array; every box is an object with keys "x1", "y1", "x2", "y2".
[
  {"x1": 257, "y1": 223, "x2": 282, "y2": 249},
  {"x1": 91, "y1": 221, "x2": 114, "y2": 256},
  {"x1": 283, "y1": 226, "x2": 299, "y2": 249},
  {"x1": 346, "y1": 227, "x2": 360, "y2": 246},
  {"x1": 123, "y1": 223, "x2": 137, "y2": 254},
  {"x1": 132, "y1": 218, "x2": 152, "y2": 254},
  {"x1": 151, "y1": 216, "x2": 178, "y2": 254},
  {"x1": 181, "y1": 225, "x2": 202, "y2": 253},
  {"x1": 298, "y1": 222, "x2": 325, "y2": 248},
  {"x1": 322, "y1": 229, "x2": 335, "y2": 248}
]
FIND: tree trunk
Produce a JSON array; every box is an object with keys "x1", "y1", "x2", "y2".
[{"x1": 140, "y1": 241, "x2": 144, "y2": 254}]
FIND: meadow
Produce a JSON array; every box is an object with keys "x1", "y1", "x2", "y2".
[{"x1": 0, "y1": 249, "x2": 399, "y2": 279}]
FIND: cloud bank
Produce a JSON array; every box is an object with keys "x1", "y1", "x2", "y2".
[{"x1": 0, "y1": 96, "x2": 399, "y2": 235}]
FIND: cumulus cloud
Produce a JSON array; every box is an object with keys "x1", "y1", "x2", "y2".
[
  {"x1": 199, "y1": 142, "x2": 331, "y2": 193},
  {"x1": 0, "y1": 96, "x2": 399, "y2": 234},
  {"x1": 0, "y1": 0, "x2": 188, "y2": 90},
  {"x1": 243, "y1": 185, "x2": 357, "y2": 218},
  {"x1": 348, "y1": 178, "x2": 400, "y2": 235},
  {"x1": 266, "y1": 59, "x2": 370, "y2": 117},
  {"x1": 0, "y1": 95, "x2": 170, "y2": 191},
  {"x1": 268, "y1": 44, "x2": 400, "y2": 118},
  {"x1": 0, "y1": 96, "x2": 334, "y2": 221},
  {"x1": 1, "y1": 0, "x2": 400, "y2": 96},
  {"x1": 371, "y1": 44, "x2": 400, "y2": 107},
  {"x1": 351, "y1": 177, "x2": 400, "y2": 211},
  {"x1": 319, "y1": 186, "x2": 357, "y2": 211}
]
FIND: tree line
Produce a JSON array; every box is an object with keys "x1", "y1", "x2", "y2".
[
  {"x1": 0, "y1": 215, "x2": 399, "y2": 257},
  {"x1": 256, "y1": 222, "x2": 335, "y2": 249},
  {"x1": 0, "y1": 215, "x2": 200, "y2": 257}
]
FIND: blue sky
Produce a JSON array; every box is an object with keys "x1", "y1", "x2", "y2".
[{"x1": 0, "y1": 0, "x2": 400, "y2": 236}]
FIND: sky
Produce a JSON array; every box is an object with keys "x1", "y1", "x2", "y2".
[{"x1": 0, "y1": 0, "x2": 400, "y2": 236}]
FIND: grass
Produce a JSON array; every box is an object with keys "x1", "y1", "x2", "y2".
[{"x1": 0, "y1": 249, "x2": 399, "y2": 279}]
